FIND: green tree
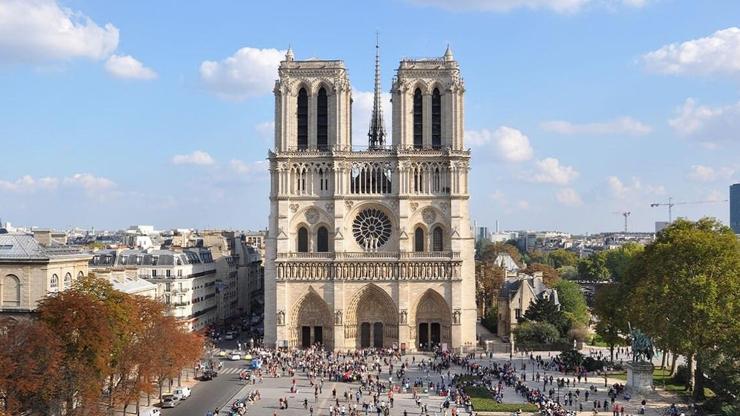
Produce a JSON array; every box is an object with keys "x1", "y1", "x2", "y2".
[
  {"x1": 513, "y1": 321, "x2": 561, "y2": 350},
  {"x1": 520, "y1": 297, "x2": 570, "y2": 337},
  {"x1": 554, "y1": 280, "x2": 589, "y2": 326},
  {"x1": 604, "y1": 243, "x2": 643, "y2": 282},
  {"x1": 577, "y1": 252, "x2": 610, "y2": 281},
  {"x1": 549, "y1": 249, "x2": 579, "y2": 269},
  {"x1": 626, "y1": 218, "x2": 740, "y2": 401},
  {"x1": 592, "y1": 284, "x2": 628, "y2": 362}
]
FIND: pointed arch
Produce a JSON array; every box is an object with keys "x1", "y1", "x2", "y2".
[
  {"x1": 413, "y1": 88, "x2": 423, "y2": 149},
  {"x1": 316, "y1": 226, "x2": 329, "y2": 252},
  {"x1": 432, "y1": 226, "x2": 444, "y2": 252},
  {"x1": 412, "y1": 289, "x2": 452, "y2": 350},
  {"x1": 345, "y1": 284, "x2": 398, "y2": 348},
  {"x1": 297, "y1": 226, "x2": 309, "y2": 253},
  {"x1": 432, "y1": 88, "x2": 441, "y2": 149},
  {"x1": 317, "y1": 87, "x2": 328, "y2": 150},
  {"x1": 297, "y1": 87, "x2": 308, "y2": 150},
  {"x1": 414, "y1": 227, "x2": 425, "y2": 252},
  {"x1": 290, "y1": 287, "x2": 333, "y2": 349}
]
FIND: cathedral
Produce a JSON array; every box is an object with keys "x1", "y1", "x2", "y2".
[{"x1": 264, "y1": 43, "x2": 476, "y2": 351}]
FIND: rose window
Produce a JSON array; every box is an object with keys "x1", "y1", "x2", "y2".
[{"x1": 352, "y1": 208, "x2": 392, "y2": 251}]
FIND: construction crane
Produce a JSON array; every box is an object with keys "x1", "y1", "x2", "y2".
[
  {"x1": 612, "y1": 211, "x2": 631, "y2": 232},
  {"x1": 650, "y1": 197, "x2": 729, "y2": 222}
]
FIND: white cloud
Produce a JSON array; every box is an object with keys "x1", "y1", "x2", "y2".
[
  {"x1": 63, "y1": 173, "x2": 115, "y2": 192},
  {"x1": 465, "y1": 127, "x2": 533, "y2": 162},
  {"x1": 104, "y1": 54, "x2": 157, "y2": 80},
  {"x1": 541, "y1": 117, "x2": 652, "y2": 136},
  {"x1": 531, "y1": 158, "x2": 578, "y2": 185},
  {"x1": 0, "y1": 173, "x2": 114, "y2": 193},
  {"x1": 686, "y1": 165, "x2": 735, "y2": 182},
  {"x1": 200, "y1": 47, "x2": 285, "y2": 100},
  {"x1": 171, "y1": 151, "x2": 215, "y2": 166},
  {"x1": 643, "y1": 27, "x2": 740, "y2": 76},
  {"x1": 607, "y1": 175, "x2": 665, "y2": 199},
  {"x1": 255, "y1": 121, "x2": 275, "y2": 141},
  {"x1": 669, "y1": 98, "x2": 740, "y2": 143},
  {"x1": 556, "y1": 188, "x2": 583, "y2": 206},
  {"x1": 408, "y1": 0, "x2": 649, "y2": 13},
  {"x1": 229, "y1": 160, "x2": 267, "y2": 175},
  {"x1": 352, "y1": 90, "x2": 392, "y2": 147},
  {"x1": 0, "y1": 0, "x2": 119, "y2": 64}
]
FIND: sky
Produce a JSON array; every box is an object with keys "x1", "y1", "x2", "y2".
[{"x1": 0, "y1": 0, "x2": 739, "y2": 234}]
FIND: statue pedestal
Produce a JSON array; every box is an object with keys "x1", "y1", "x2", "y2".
[{"x1": 625, "y1": 361, "x2": 654, "y2": 394}]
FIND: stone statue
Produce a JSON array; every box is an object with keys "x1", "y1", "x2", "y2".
[{"x1": 628, "y1": 324, "x2": 654, "y2": 363}]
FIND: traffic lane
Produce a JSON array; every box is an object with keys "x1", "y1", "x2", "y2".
[{"x1": 164, "y1": 361, "x2": 249, "y2": 416}]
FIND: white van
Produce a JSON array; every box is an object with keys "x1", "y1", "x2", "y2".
[
  {"x1": 139, "y1": 407, "x2": 161, "y2": 416},
  {"x1": 173, "y1": 386, "x2": 191, "y2": 400}
]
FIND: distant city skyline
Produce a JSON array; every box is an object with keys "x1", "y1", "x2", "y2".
[{"x1": 1, "y1": 0, "x2": 739, "y2": 233}]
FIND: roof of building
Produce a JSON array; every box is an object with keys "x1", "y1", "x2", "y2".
[
  {"x1": 500, "y1": 273, "x2": 560, "y2": 306},
  {"x1": 111, "y1": 277, "x2": 157, "y2": 295},
  {"x1": 90, "y1": 247, "x2": 214, "y2": 268},
  {"x1": 0, "y1": 233, "x2": 91, "y2": 262}
]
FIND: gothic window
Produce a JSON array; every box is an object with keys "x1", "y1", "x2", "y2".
[
  {"x1": 413, "y1": 88, "x2": 423, "y2": 149},
  {"x1": 297, "y1": 227, "x2": 309, "y2": 253},
  {"x1": 77, "y1": 271, "x2": 84, "y2": 278},
  {"x1": 432, "y1": 226, "x2": 444, "y2": 252},
  {"x1": 414, "y1": 227, "x2": 425, "y2": 252},
  {"x1": 353, "y1": 208, "x2": 392, "y2": 251},
  {"x1": 350, "y1": 162, "x2": 392, "y2": 194},
  {"x1": 50, "y1": 274, "x2": 59, "y2": 290},
  {"x1": 2, "y1": 275, "x2": 20, "y2": 307},
  {"x1": 414, "y1": 166, "x2": 423, "y2": 193},
  {"x1": 64, "y1": 272, "x2": 72, "y2": 289},
  {"x1": 297, "y1": 88, "x2": 308, "y2": 150},
  {"x1": 318, "y1": 168, "x2": 329, "y2": 192},
  {"x1": 317, "y1": 226, "x2": 329, "y2": 252},
  {"x1": 433, "y1": 167, "x2": 441, "y2": 193},
  {"x1": 317, "y1": 87, "x2": 328, "y2": 150},
  {"x1": 432, "y1": 88, "x2": 441, "y2": 149}
]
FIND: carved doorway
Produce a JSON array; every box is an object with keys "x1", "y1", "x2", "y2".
[
  {"x1": 360, "y1": 322, "x2": 371, "y2": 348},
  {"x1": 291, "y1": 289, "x2": 334, "y2": 349},
  {"x1": 414, "y1": 289, "x2": 451, "y2": 351},
  {"x1": 346, "y1": 284, "x2": 398, "y2": 349}
]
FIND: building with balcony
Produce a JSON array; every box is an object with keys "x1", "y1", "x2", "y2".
[
  {"x1": 264, "y1": 45, "x2": 476, "y2": 351},
  {"x1": 89, "y1": 247, "x2": 218, "y2": 331}
]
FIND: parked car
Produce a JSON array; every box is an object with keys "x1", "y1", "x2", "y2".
[
  {"x1": 139, "y1": 407, "x2": 161, "y2": 416},
  {"x1": 160, "y1": 395, "x2": 179, "y2": 408},
  {"x1": 173, "y1": 387, "x2": 191, "y2": 400}
]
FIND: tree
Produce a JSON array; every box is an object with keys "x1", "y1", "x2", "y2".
[
  {"x1": 523, "y1": 263, "x2": 560, "y2": 287},
  {"x1": 479, "y1": 242, "x2": 523, "y2": 266},
  {"x1": 577, "y1": 253, "x2": 610, "y2": 281},
  {"x1": 513, "y1": 321, "x2": 561, "y2": 350},
  {"x1": 604, "y1": 243, "x2": 643, "y2": 282},
  {"x1": 626, "y1": 218, "x2": 740, "y2": 401},
  {"x1": 0, "y1": 319, "x2": 63, "y2": 415},
  {"x1": 475, "y1": 261, "x2": 505, "y2": 316},
  {"x1": 554, "y1": 280, "x2": 589, "y2": 327},
  {"x1": 592, "y1": 284, "x2": 628, "y2": 362},
  {"x1": 549, "y1": 249, "x2": 579, "y2": 269},
  {"x1": 520, "y1": 297, "x2": 570, "y2": 337}
]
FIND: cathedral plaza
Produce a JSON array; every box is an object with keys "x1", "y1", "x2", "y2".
[{"x1": 263, "y1": 45, "x2": 477, "y2": 353}]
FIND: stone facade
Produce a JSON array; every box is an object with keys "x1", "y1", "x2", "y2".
[
  {"x1": 497, "y1": 272, "x2": 559, "y2": 341},
  {"x1": 264, "y1": 47, "x2": 476, "y2": 351}
]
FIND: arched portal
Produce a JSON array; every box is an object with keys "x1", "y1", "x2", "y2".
[
  {"x1": 345, "y1": 284, "x2": 398, "y2": 349},
  {"x1": 290, "y1": 289, "x2": 333, "y2": 349},
  {"x1": 413, "y1": 289, "x2": 452, "y2": 351}
]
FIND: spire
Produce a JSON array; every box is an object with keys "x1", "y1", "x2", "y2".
[
  {"x1": 368, "y1": 33, "x2": 386, "y2": 149},
  {"x1": 443, "y1": 44, "x2": 453, "y2": 62},
  {"x1": 285, "y1": 45, "x2": 294, "y2": 61}
]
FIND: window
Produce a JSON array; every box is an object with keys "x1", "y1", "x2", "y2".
[
  {"x1": 177, "y1": 269, "x2": 183, "y2": 277},
  {"x1": 152, "y1": 269, "x2": 157, "y2": 278},
  {"x1": 317, "y1": 226, "x2": 329, "y2": 252},
  {"x1": 50, "y1": 274, "x2": 59, "y2": 290},
  {"x1": 64, "y1": 273, "x2": 72, "y2": 289},
  {"x1": 3, "y1": 275, "x2": 20, "y2": 307},
  {"x1": 432, "y1": 226, "x2": 444, "y2": 252},
  {"x1": 414, "y1": 227, "x2": 425, "y2": 252},
  {"x1": 413, "y1": 88, "x2": 423, "y2": 149},
  {"x1": 297, "y1": 87, "x2": 308, "y2": 150},
  {"x1": 166, "y1": 269, "x2": 171, "y2": 278},
  {"x1": 414, "y1": 167, "x2": 423, "y2": 193},
  {"x1": 317, "y1": 87, "x2": 328, "y2": 150},
  {"x1": 515, "y1": 308, "x2": 521, "y2": 319},
  {"x1": 77, "y1": 271, "x2": 84, "y2": 278},
  {"x1": 432, "y1": 88, "x2": 441, "y2": 149},
  {"x1": 432, "y1": 167, "x2": 440, "y2": 193},
  {"x1": 297, "y1": 227, "x2": 309, "y2": 253}
]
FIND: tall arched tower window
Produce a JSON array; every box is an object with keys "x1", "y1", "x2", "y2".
[
  {"x1": 297, "y1": 88, "x2": 308, "y2": 150},
  {"x1": 432, "y1": 88, "x2": 441, "y2": 149},
  {"x1": 317, "y1": 87, "x2": 328, "y2": 150},
  {"x1": 297, "y1": 227, "x2": 309, "y2": 253},
  {"x1": 2, "y1": 275, "x2": 20, "y2": 307},
  {"x1": 317, "y1": 226, "x2": 329, "y2": 252},
  {"x1": 414, "y1": 227, "x2": 425, "y2": 252},
  {"x1": 432, "y1": 226, "x2": 444, "y2": 252},
  {"x1": 413, "y1": 88, "x2": 423, "y2": 149}
]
